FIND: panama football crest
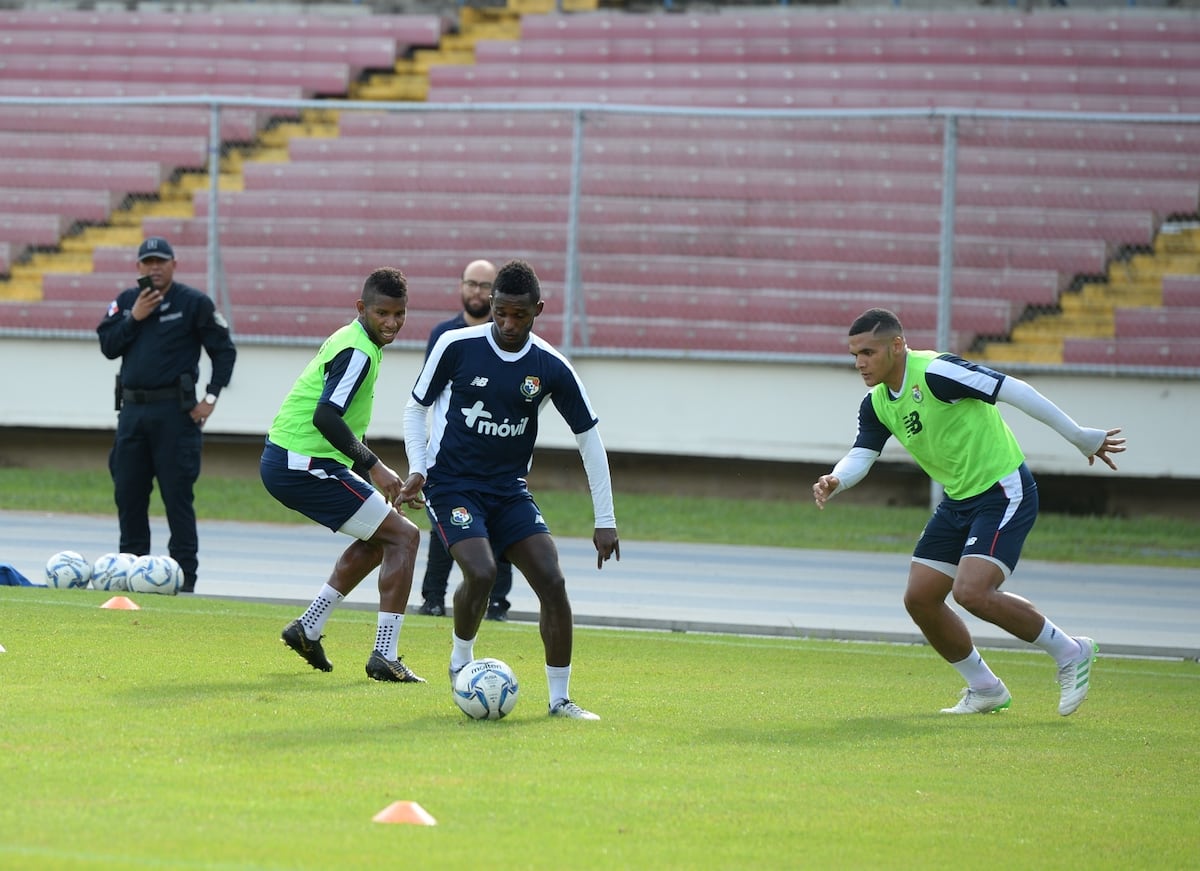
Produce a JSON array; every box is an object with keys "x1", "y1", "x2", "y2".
[
  {"x1": 911, "y1": 385, "x2": 924, "y2": 403},
  {"x1": 450, "y1": 507, "x2": 472, "y2": 527},
  {"x1": 520, "y1": 376, "x2": 542, "y2": 399}
]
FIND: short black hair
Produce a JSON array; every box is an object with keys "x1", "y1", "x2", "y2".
[
  {"x1": 362, "y1": 267, "x2": 408, "y2": 304},
  {"x1": 492, "y1": 259, "x2": 541, "y2": 304},
  {"x1": 849, "y1": 308, "x2": 903, "y2": 338}
]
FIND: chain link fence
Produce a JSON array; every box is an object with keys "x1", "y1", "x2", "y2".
[{"x1": 1, "y1": 95, "x2": 1198, "y2": 376}]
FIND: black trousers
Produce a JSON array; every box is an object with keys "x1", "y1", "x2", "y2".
[
  {"x1": 109, "y1": 400, "x2": 202, "y2": 587},
  {"x1": 420, "y1": 530, "x2": 513, "y2": 615}
]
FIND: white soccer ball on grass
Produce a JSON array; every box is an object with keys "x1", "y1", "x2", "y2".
[
  {"x1": 453, "y1": 657, "x2": 519, "y2": 720},
  {"x1": 45, "y1": 550, "x2": 92, "y2": 588},
  {"x1": 127, "y1": 555, "x2": 181, "y2": 595},
  {"x1": 91, "y1": 552, "x2": 135, "y2": 591}
]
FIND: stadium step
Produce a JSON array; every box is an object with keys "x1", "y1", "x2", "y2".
[
  {"x1": 974, "y1": 340, "x2": 1063, "y2": 366},
  {"x1": 60, "y1": 226, "x2": 142, "y2": 253},
  {"x1": 0, "y1": 277, "x2": 40, "y2": 301},
  {"x1": 412, "y1": 47, "x2": 476, "y2": 73},
  {"x1": 352, "y1": 71, "x2": 429, "y2": 102},
  {"x1": 15, "y1": 252, "x2": 93, "y2": 274},
  {"x1": 1154, "y1": 226, "x2": 1200, "y2": 255},
  {"x1": 1062, "y1": 281, "x2": 1162, "y2": 313},
  {"x1": 1012, "y1": 312, "x2": 1114, "y2": 342}
]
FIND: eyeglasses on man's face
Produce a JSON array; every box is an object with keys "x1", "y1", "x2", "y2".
[{"x1": 462, "y1": 279, "x2": 493, "y2": 291}]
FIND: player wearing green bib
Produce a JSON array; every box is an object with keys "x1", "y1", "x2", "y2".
[
  {"x1": 261, "y1": 268, "x2": 428, "y2": 684},
  {"x1": 814, "y1": 309, "x2": 1126, "y2": 716}
]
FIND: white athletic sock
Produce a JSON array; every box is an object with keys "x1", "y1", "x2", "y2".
[
  {"x1": 1034, "y1": 619, "x2": 1084, "y2": 665},
  {"x1": 950, "y1": 648, "x2": 1002, "y2": 691},
  {"x1": 299, "y1": 584, "x2": 344, "y2": 639},
  {"x1": 450, "y1": 633, "x2": 475, "y2": 672},
  {"x1": 374, "y1": 612, "x2": 404, "y2": 660},
  {"x1": 546, "y1": 664, "x2": 572, "y2": 707}
]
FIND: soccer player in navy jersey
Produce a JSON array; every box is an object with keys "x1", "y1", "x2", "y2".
[
  {"x1": 813, "y1": 308, "x2": 1125, "y2": 716},
  {"x1": 400, "y1": 259, "x2": 620, "y2": 720}
]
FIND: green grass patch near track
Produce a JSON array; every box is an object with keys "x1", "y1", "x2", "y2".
[{"x1": 2, "y1": 467, "x2": 1198, "y2": 567}]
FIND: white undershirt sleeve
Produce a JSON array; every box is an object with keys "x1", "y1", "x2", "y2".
[
  {"x1": 576, "y1": 427, "x2": 616, "y2": 528},
  {"x1": 996, "y1": 376, "x2": 1106, "y2": 457},
  {"x1": 402, "y1": 396, "x2": 430, "y2": 478},
  {"x1": 829, "y1": 447, "x2": 880, "y2": 496}
]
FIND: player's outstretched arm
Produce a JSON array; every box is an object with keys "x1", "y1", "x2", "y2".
[
  {"x1": 812, "y1": 474, "x2": 841, "y2": 510},
  {"x1": 593, "y1": 528, "x2": 620, "y2": 569},
  {"x1": 1088, "y1": 427, "x2": 1126, "y2": 471}
]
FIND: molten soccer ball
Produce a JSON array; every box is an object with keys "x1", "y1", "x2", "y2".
[
  {"x1": 127, "y1": 555, "x2": 181, "y2": 595},
  {"x1": 160, "y1": 556, "x2": 185, "y2": 593},
  {"x1": 45, "y1": 550, "x2": 91, "y2": 588},
  {"x1": 453, "y1": 658, "x2": 519, "y2": 720},
  {"x1": 91, "y1": 552, "x2": 134, "y2": 591}
]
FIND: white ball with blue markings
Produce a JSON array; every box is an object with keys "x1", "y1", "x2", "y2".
[
  {"x1": 128, "y1": 555, "x2": 181, "y2": 595},
  {"x1": 453, "y1": 658, "x2": 519, "y2": 720},
  {"x1": 159, "y1": 556, "x2": 185, "y2": 593},
  {"x1": 91, "y1": 553, "x2": 134, "y2": 591},
  {"x1": 45, "y1": 550, "x2": 92, "y2": 588}
]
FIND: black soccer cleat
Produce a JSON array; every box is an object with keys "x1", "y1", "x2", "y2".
[
  {"x1": 281, "y1": 619, "x2": 333, "y2": 672},
  {"x1": 366, "y1": 650, "x2": 426, "y2": 683}
]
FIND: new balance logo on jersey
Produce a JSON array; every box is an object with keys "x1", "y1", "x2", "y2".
[
  {"x1": 903, "y1": 411, "x2": 923, "y2": 437},
  {"x1": 470, "y1": 376, "x2": 489, "y2": 387},
  {"x1": 461, "y1": 400, "x2": 530, "y2": 438}
]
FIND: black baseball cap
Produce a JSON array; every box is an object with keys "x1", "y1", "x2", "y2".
[{"x1": 137, "y1": 237, "x2": 175, "y2": 262}]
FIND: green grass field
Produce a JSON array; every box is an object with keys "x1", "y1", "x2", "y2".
[
  {"x1": 3, "y1": 468, "x2": 1198, "y2": 868},
  {"x1": 1, "y1": 591, "x2": 1197, "y2": 870}
]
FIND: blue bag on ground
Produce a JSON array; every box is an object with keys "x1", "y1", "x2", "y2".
[{"x1": 0, "y1": 563, "x2": 38, "y2": 586}]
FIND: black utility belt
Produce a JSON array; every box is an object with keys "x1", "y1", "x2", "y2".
[{"x1": 121, "y1": 386, "x2": 183, "y2": 404}]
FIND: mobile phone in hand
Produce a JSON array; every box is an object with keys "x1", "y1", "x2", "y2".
[{"x1": 137, "y1": 275, "x2": 154, "y2": 291}]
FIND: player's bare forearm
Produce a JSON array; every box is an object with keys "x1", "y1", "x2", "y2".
[
  {"x1": 593, "y1": 528, "x2": 620, "y2": 569},
  {"x1": 369, "y1": 461, "x2": 403, "y2": 504}
]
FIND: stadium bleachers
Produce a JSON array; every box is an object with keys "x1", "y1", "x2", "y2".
[
  {"x1": 0, "y1": 6, "x2": 1196, "y2": 364},
  {"x1": 1163, "y1": 274, "x2": 1200, "y2": 307}
]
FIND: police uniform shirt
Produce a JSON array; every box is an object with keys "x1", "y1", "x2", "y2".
[
  {"x1": 411, "y1": 323, "x2": 599, "y2": 488},
  {"x1": 97, "y1": 281, "x2": 236, "y2": 394}
]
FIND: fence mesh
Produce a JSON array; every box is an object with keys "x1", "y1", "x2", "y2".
[{"x1": 0, "y1": 98, "x2": 1198, "y2": 374}]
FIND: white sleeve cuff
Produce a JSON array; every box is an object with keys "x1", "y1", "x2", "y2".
[
  {"x1": 830, "y1": 447, "x2": 880, "y2": 495},
  {"x1": 997, "y1": 377, "x2": 1106, "y2": 457}
]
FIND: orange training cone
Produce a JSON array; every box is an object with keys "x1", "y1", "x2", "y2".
[
  {"x1": 372, "y1": 801, "x2": 437, "y2": 826},
  {"x1": 101, "y1": 596, "x2": 140, "y2": 610}
]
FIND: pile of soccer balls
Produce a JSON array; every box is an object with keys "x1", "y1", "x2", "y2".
[{"x1": 44, "y1": 550, "x2": 183, "y2": 595}]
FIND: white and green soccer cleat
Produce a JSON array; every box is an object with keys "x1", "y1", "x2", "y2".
[
  {"x1": 1057, "y1": 636, "x2": 1098, "y2": 717},
  {"x1": 940, "y1": 681, "x2": 1012, "y2": 714}
]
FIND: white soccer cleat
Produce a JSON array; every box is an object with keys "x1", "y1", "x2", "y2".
[
  {"x1": 549, "y1": 698, "x2": 600, "y2": 721},
  {"x1": 940, "y1": 681, "x2": 1012, "y2": 714},
  {"x1": 1057, "y1": 636, "x2": 1098, "y2": 716}
]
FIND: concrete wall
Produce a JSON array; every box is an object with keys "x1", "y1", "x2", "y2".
[{"x1": 3, "y1": 335, "x2": 1196, "y2": 481}]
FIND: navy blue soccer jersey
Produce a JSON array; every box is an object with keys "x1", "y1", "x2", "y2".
[{"x1": 410, "y1": 323, "x2": 599, "y2": 486}]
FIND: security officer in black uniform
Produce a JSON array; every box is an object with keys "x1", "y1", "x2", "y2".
[{"x1": 97, "y1": 236, "x2": 237, "y2": 593}]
